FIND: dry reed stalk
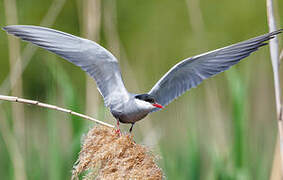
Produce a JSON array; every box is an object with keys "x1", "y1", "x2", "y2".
[
  {"x1": 103, "y1": 1, "x2": 121, "y2": 58},
  {"x1": 3, "y1": 0, "x2": 26, "y2": 179},
  {"x1": 82, "y1": 0, "x2": 101, "y2": 117},
  {"x1": 102, "y1": 0, "x2": 139, "y2": 88},
  {"x1": 0, "y1": 95, "x2": 114, "y2": 128},
  {"x1": 3, "y1": 0, "x2": 26, "y2": 152},
  {"x1": 270, "y1": 140, "x2": 282, "y2": 180},
  {"x1": 266, "y1": 0, "x2": 283, "y2": 177},
  {"x1": 0, "y1": 108, "x2": 26, "y2": 180},
  {"x1": 0, "y1": 0, "x2": 66, "y2": 95},
  {"x1": 72, "y1": 126, "x2": 163, "y2": 180},
  {"x1": 280, "y1": 49, "x2": 283, "y2": 62},
  {"x1": 185, "y1": 0, "x2": 205, "y2": 34}
]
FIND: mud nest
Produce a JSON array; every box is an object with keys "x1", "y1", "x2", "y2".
[{"x1": 72, "y1": 125, "x2": 163, "y2": 180}]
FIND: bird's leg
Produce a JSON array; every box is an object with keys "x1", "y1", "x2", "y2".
[
  {"x1": 115, "y1": 119, "x2": 121, "y2": 135},
  {"x1": 129, "y1": 123, "x2": 135, "y2": 133}
]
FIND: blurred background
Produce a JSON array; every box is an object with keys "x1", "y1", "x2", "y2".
[{"x1": 0, "y1": 0, "x2": 283, "y2": 179}]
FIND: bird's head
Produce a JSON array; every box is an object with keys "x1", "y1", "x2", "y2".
[{"x1": 134, "y1": 94, "x2": 163, "y2": 109}]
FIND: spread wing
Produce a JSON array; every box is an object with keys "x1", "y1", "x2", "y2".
[
  {"x1": 149, "y1": 30, "x2": 282, "y2": 109},
  {"x1": 3, "y1": 25, "x2": 129, "y2": 107}
]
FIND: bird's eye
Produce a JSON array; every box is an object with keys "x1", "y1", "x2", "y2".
[{"x1": 146, "y1": 98, "x2": 154, "y2": 103}]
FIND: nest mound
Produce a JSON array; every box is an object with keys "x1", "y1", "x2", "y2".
[{"x1": 72, "y1": 126, "x2": 163, "y2": 180}]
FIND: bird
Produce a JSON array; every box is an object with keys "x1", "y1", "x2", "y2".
[{"x1": 3, "y1": 25, "x2": 282, "y2": 133}]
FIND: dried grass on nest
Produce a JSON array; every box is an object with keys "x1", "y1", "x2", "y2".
[{"x1": 72, "y1": 125, "x2": 163, "y2": 180}]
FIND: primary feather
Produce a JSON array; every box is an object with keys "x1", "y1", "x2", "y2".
[
  {"x1": 149, "y1": 30, "x2": 282, "y2": 108},
  {"x1": 3, "y1": 25, "x2": 129, "y2": 107}
]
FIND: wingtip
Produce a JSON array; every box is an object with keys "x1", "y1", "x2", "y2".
[
  {"x1": 2, "y1": 25, "x2": 26, "y2": 33},
  {"x1": 2, "y1": 25, "x2": 15, "y2": 33},
  {"x1": 270, "y1": 29, "x2": 283, "y2": 36},
  {"x1": 2, "y1": 26, "x2": 8, "y2": 32},
  {"x1": 265, "y1": 29, "x2": 283, "y2": 41}
]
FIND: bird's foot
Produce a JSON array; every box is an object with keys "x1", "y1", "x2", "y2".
[
  {"x1": 129, "y1": 123, "x2": 135, "y2": 133},
  {"x1": 115, "y1": 119, "x2": 122, "y2": 136},
  {"x1": 115, "y1": 128, "x2": 121, "y2": 136}
]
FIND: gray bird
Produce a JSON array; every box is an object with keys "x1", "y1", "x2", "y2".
[{"x1": 3, "y1": 25, "x2": 282, "y2": 133}]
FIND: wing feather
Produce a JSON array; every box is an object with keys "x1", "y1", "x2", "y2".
[
  {"x1": 3, "y1": 25, "x2": 129, "y2": 107},
  {"x1": 149, "y1": 30, "x2": 282, "y2": 109}
]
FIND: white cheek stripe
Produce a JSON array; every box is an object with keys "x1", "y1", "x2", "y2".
[{"x1": 134, "y1": 99, "x2": 154, "y2": 110}]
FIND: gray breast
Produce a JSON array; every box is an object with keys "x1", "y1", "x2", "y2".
[{"x1": 110, "y1": 98, "x2": 150, "y2": 124}]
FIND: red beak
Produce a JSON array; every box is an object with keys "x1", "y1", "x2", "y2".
[{"x1": 153, "y1": 103, "x2": 163, "y2": 109}]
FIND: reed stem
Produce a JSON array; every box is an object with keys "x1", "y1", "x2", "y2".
[
  {"x1": 0, "y1": 95, "x2": 114, "y2": 128},
  {"x1": 266, "y1": 0, "x2": 283, "y2": 176}
]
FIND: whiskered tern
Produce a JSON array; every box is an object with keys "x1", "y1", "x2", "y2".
[{"x1": 3, "y1": 25, "x2": 282, "y2": 133}]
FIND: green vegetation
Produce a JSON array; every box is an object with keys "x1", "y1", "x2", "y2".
[{"x1": 0, "y1": 0, "x2": 282, "y2": 179}]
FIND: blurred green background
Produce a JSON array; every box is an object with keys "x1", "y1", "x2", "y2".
[{"x1": 0, "y1": 0, "x2": 283, "y2": 179}]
